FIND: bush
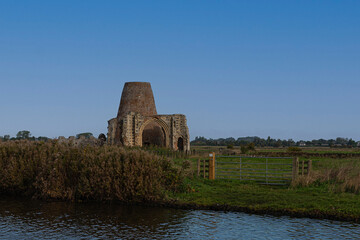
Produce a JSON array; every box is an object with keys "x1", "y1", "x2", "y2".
[
  {"x1": 247, "y1": 143, "x2": 255, "y2": 151},
  {"x1": 227, "y1": 144, "x2": 234, "y2": 149},
  {"x1": 287, "y1": 146, "x2": 302, "y2": 152},
  {"x1": 240, "y1": 143, "x2": 256, "y2": 154},
  {"x1": 0, "y1": 140, "x2": 185, "y2": 202},
  {"x1": 240, "y1": 145, "x2": 249, "y2": 154}
]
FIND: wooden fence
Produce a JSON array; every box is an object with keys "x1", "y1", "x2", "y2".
[
  {"x1": 147, "y1": 149, "x2": 190, "y2": 159},
  {"x1": 197, "y1": 158, "x2": 209, "y2": 178},
  {"x1": 197, "y1": 153, "x2": 312, "y2": 185}
]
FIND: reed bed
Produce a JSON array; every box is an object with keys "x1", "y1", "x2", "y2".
[
  {"x1": 0, "y1": 140, "x2": 187, "y2": 201},
  {"x1": 292, "y1": 159, "x2": 360, "y2": 193}
]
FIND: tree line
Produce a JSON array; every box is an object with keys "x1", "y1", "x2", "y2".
[
  {"x1": 2, "y1": 131, "x2": 358, "y2": 148},
  {"x1": 0, "y1": 131, "x2": 49, "y2": 142},
  {"x1": 0, "y1": 131, "x2": 95, "y2": 142},
  {"x1": 191, "y1": 136, "x2": 359, "y2": 148}
]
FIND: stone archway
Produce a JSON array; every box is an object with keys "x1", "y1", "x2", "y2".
[
  {"x1": 142, "y1": 121, "x2": 166, "y2": 147},
  {"x1": 137, "y1": 118, "x2": 170, "y2": 148},
  {"x1": 177, "y1": 137, "x2": 184, "y2": 151}
]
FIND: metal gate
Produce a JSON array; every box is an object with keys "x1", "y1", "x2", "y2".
[{"x1": 215, "y1": 155, "x2": 294, "y2": 185}]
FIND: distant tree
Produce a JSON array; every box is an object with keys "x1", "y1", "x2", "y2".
[
  {"x1": 287, "y1": 139, "x2": 295, "y2": 147},
  {"x1": 287, "y1": 146, "x2": 302, "y2": 152},
  {"x1": 253, "y1": 137, "x2": 264, "y2": 147},
  {"x1": 266, "y1": 136, "x2": 271, "y2": 146},
  {"x1": 328, "y1": 139, "x2": 335, "y2": 147},
  {"x1": 191, "y1": 136, "x2": 359, "y2": 148},
  {"x1": 191, "y1": 136, "x2": 208, "y2": 146},
  {"x1": 238, "y1": 140, "x2": 249, "y2": 146},
  {"x1": 240, "y1": 145, "x2": 249, "y2": 154},
  {"x1": 336, "y1": 137, "x2": 348, "y2": 146},
  {"x1": 98, "y1": 133, "x2": 106, "y2": 141},
  {"x1": 247, "y1": 142, "x2": 256, "y2": 151},
  {"x1": 240, "y1": 142, "x2": 256, "y2": 154},
  {"x1": 16, "y1": 130, "x2": 31, "y2": 140},
  {"x1": 274, "y1": 140, "x2": 282, "y2": 147},
  {"x1": 98, "y1": 133, "x2": 107, "y2": 146},
  {"x1": 0, "y1": 135, "x2": 9, "y2": 142},
  {"x1": 37, "y1": 136, "x2": 49, "y2": 142},
  {"x1": 76, "y1": 132, "x2": 93, "y2": 139},
  {"x1": 348, "y1": 139, "x2": 356, "y2": 147}
]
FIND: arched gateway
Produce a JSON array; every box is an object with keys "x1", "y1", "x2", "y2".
[
  {"x1": 107, "y1": 82, "x2": 190, "y2": 151},
  {"x1": 177, "y1": 137, "x2": 184, "y2": 151},
  {"x1": 138, "y1": 118, "x2": 169, "y2": 147},
  {"x1": 142, "y1": 121, "x2": 165, "y2": 147}
]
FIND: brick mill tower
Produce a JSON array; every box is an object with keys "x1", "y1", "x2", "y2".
[{"x1": 107, "y1": 82, "x2": 190, "y2": 151}]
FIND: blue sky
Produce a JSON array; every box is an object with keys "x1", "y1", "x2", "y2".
[{"x1": 0, "y1": 1, "x2": 359, "y2": 141}]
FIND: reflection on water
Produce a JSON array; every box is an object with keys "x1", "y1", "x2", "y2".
[{"x1": 0, "y1": 197, "x2": 359, "y2": 239}]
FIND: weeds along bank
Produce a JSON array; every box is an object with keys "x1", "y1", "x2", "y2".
[
  {"x1": 2, "y1": 140, "x2": 360, "y2": 222},
  {"x1": 292, "y1": 158, "x2": 360, "y2": 194},
  {"x1": 0, "y1": 140, "x2": 189, "y2": 201}
]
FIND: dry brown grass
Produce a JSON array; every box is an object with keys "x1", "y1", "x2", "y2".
[
  {"x1": 292, "y1": 160, "x2": 360, "y2": 193},
  {"x1": 0, "y1": 140, "x2": 188, "y2": 201}
]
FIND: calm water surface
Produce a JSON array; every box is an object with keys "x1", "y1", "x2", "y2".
[{"x1": 0, "y1": 197, "x2": 359, "y2": 239}]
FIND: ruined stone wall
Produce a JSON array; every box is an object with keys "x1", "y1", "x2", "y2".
[
  {"x1": 107, "y1": 112, "x2": 190, "y2": 151},
  {"x1": 107, "y1": 118, "x2": 117, "y2": 145},
  {"x1": 107, "y1": 82, "x2": 190, "y2": 151}
]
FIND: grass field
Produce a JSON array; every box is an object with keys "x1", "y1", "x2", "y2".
[
  {"x1": 191, "y1": 145, "x2": 360, "y2": 155},
  {"x1": 169, "y1": 146, "x2": 360, "y2": 221},
  {"x1": 169, "y1": 178, "x2": 360, "y2": 221}
]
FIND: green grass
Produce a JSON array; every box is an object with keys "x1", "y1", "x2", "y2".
[
  {"x1": 169, "y1": 177, "x2": 360, "y2": 221},
  {"x1": 191, "y1": 145, "x2": 360, "y2": 154},
  {"x1": 169, "y1": 154, "x2": 360, "y2": 221}
]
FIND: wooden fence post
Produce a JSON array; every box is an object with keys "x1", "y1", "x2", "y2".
[
  {"x1": 203, "y1": 159, "x2": 206, "y2": 178},
  {"x1": 307, "y1": 160, "x2": 312, "y2": 175},
  {"x1": 292, "y1": 157, "x2": 299, "y2": 181},
  {"x1": 197, "y1": 159, "x2": 200, "y2": 177},
  {"x1": 301, "y1": 160, "x2": 305, "y2": 175},
  {"x1": 209, "y1": 152, "x2": 216, "y2": 180}
]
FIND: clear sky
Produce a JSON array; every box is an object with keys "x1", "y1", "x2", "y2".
[{"x1": 0, "y1": 1, "x2": 359, "y2": 141}]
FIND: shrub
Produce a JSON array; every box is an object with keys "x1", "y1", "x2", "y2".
[
  {"x1": 287, "y1": 146, "x2": 302, "y2": 152},
  {"x1": 0, "y1": 140, "x2": 185, "y2": 202},
  {"x1": 240, "y1": 143, "x2": 256, "y2": 154},
  {"x1": 227, "y1": 144, "x2": 234, "y2": 149},
  {"x1": 247, "y1": 143, "x2": 255, "y2": 151},
  {"x1": 240, "y1": 145, "x2": 249, "y2": 154}
]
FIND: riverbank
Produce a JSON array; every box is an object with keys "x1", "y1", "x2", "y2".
[
  {"x1": 164, "y1": 178, "x2": 360, "y2": 223},
  {"x1": 2, "y1": 196, "x2": 359, "y2": 239},
  {"x1": 1, "y1": 141, "x2": 359, "y2": 223},
  {"x1": 164, "y1": 150, "x2": 360, "y2": 222}
]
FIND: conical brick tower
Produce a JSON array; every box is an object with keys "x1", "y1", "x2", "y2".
[
  {"x1": 117, "y1": 82, "x2": 157, "y2": 118},
  {"x1": 107, "y1": 81, "x2": 190, "y2": 152}
]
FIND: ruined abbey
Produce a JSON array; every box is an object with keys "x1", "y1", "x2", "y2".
[{"x1": 107, "y1": 82, "x2": 190, "y2": 151}]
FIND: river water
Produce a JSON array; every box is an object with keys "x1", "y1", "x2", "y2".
[{"x1": 0, "y1": 197, "x2": 359, "y2": 239}]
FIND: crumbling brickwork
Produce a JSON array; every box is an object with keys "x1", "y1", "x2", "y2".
[{"x1": 107, "y1": 82, "x2": 190, "y2": 151}]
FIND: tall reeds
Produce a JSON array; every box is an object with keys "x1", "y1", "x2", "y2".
[
  {"x1": 0, "y1": 140, "x2": 187, "y2": 201},
  {"x1": 292, "y1": 159, "x2": 360, "y2": 193}
]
